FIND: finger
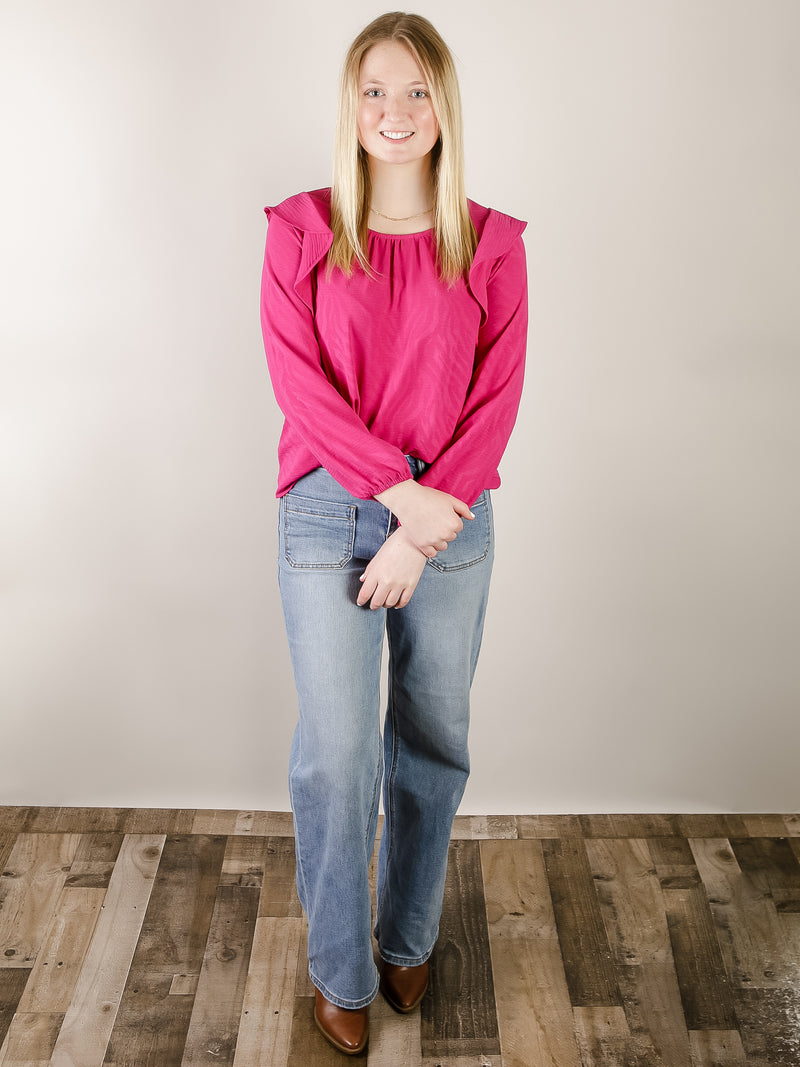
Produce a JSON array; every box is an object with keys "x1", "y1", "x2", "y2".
[
  {"x1": 453, "y1": 500, "x2": 475, "y2": 520},
  {"x1": 384, "y1": 588, "x2": 402, "y2": 609},
  {"x1": 370, "y1": 585, "x2": 389, "y2": 610},
  {"x1": 357, "y1": 574, "x2": 378, "y2": 606},
  {"x1": 395, "y1": 580, "x2": 418, "y2": 609}
]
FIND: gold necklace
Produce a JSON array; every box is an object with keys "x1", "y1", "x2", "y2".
[{"x1": 370, "y1": 206, "x2": 433, "y2": 223}]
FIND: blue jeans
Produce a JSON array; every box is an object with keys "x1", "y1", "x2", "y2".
[{"x1": 277, "y1": 458, "x2": 494, "y2": 1009}]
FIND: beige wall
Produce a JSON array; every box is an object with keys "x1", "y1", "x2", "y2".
[{"x1": 2, "y1": 1, "x2": 798, "y2": 812}]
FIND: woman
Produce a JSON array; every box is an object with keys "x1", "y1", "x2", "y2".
[{"x1": 260, "y1": 12, "x2": 527, "y2": 1056}]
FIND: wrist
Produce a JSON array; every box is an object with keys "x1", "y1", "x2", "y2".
[
  {"x1": 375, "y1": 478, "x2": 417, "y2": 514},
  {"x1": 392, "y1": 525, "x2": 430, "y2": 557}
]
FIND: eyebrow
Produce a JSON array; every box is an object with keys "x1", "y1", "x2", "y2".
[{"x1": 359, "y1": 78, "x2": 428, "y2": 87}]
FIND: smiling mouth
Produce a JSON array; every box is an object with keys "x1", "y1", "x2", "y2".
[{"x1": 381, "y1": 131, "x2": 414, "y2": 141}]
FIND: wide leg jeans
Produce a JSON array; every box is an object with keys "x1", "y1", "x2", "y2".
[{"x1": 277, "y1": 459, "x2": 494, "y2": 1009}]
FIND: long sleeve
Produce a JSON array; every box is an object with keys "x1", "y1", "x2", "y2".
[
  {"x1": 260, "y1": 210, "x2": 412, "y2": 498},
  {"x1": 417, "y1": 234, "x2": 528, "y2": 506}
]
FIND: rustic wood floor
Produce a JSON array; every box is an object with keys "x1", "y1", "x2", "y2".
[{"x1": 0, "y1": 809, "x2": 799, "y2": 1066}]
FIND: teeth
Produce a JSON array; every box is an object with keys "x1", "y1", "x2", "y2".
[{"x1": 381, "y1": 131, "x2": 413, "y2": 139}]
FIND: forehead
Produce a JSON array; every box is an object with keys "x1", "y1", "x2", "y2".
[{"x1": 359, "y1": 40, "x2": 427, "y2": 84}]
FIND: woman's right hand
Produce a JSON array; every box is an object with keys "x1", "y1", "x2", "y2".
[{"x1": 375, "y1": 480, "x2": 474, "y2": 557}]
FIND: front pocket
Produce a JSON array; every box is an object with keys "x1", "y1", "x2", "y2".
[
  {"x1": 425, "y1": 491, "x2": 493, "y2": 572},
  {"x1": 282, "y1": 494, "x2": 356, "y2": 569}
]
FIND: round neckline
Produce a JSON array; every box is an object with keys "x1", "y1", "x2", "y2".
[{"x1": 367, "y1": 227, "x2": 434, "y2": 239}]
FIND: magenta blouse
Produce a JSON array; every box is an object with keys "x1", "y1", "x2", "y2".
[{"x1": 260, "y1": 188, "x2": 528, "y2": 507}]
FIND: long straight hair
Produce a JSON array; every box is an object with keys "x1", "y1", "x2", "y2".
[{"x1": 328, "y1": 12, "x2": 477, "y2": 285}]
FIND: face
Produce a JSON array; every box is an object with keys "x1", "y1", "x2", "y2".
[{"x1": 357, "y1": 40, "x2": 440, "y2": 167}]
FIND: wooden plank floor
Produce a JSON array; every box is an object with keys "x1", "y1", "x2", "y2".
[{"x1": 1, "y1": 809, "x2": 799, "y2": 1065}]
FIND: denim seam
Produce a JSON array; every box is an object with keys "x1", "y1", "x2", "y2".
[
  {"x1": 287, "y1": 717, "x2": 310, "y2": 919},
  {"x1": 375, "y1": 647, "x2": 399, "y2": 940},
  {"x1": 425, "y1": 544, "x2": 490, "y2": 572},
  {"x1": 365, "y1": 741, "x2": 382, "y2": 860}
]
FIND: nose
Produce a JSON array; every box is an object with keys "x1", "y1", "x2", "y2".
[{"x1": 382, "y1": 92, "x2": 407, "y2": 122}]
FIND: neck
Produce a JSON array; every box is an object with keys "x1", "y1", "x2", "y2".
[{"x1": 368, "y1": 156, "x2": 434, "y2": 220}]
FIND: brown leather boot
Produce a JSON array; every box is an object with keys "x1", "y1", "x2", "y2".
[
  {"x1": 380, "y1": 960, "x2": 430, "y2": 1013},
  {"x1": 313, "y1": 987, "x2": 369, "y2": 1055}
]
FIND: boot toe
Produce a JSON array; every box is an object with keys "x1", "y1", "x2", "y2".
[
  {"x1": 380, "y1": 960, "x2": 430, "y2": 1013},
  {"x1": 314, "y1": 988, "x2": 369, "y2": 1055}
]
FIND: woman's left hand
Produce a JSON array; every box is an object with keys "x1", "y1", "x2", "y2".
[{"x1": 357, "y1": 527, "x2": 428, "y2": 610}]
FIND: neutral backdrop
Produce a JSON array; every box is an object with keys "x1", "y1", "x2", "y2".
[{"x1": 2, "y1": 0, "x2": 798, "y2": 814}]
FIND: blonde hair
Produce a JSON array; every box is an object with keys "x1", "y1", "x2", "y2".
[{"x1": 328, "y1": 11, "x2": 477, "y2": 284}]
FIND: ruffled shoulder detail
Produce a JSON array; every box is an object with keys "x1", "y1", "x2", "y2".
[
  {"x1": 263, "y1": 189, "x2": 525, "y2": 318},
  {"x1": 264, "y1": 187, "x2": 333, "y2": 231},
  {"x1": 467, "y1": 200, "x2": 527, "y2": 325},
  {"x1": 264, "y1": 189, "x2": 334, "y2": 310}
]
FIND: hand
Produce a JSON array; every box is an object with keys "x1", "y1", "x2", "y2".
[
  {"x1": 357, "y1": 527, "x2": 428, "y2": 610},
  {"x1": 374, "y1": 481, "x2": 473, "y2": 557}
]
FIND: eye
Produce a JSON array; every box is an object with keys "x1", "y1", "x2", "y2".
[
  {"x1": 411, "y1": 89, "x2": 428, "y2": 99},
  {"x1": 364, "y1": 88, "x2": 383, "y2": 98}
]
